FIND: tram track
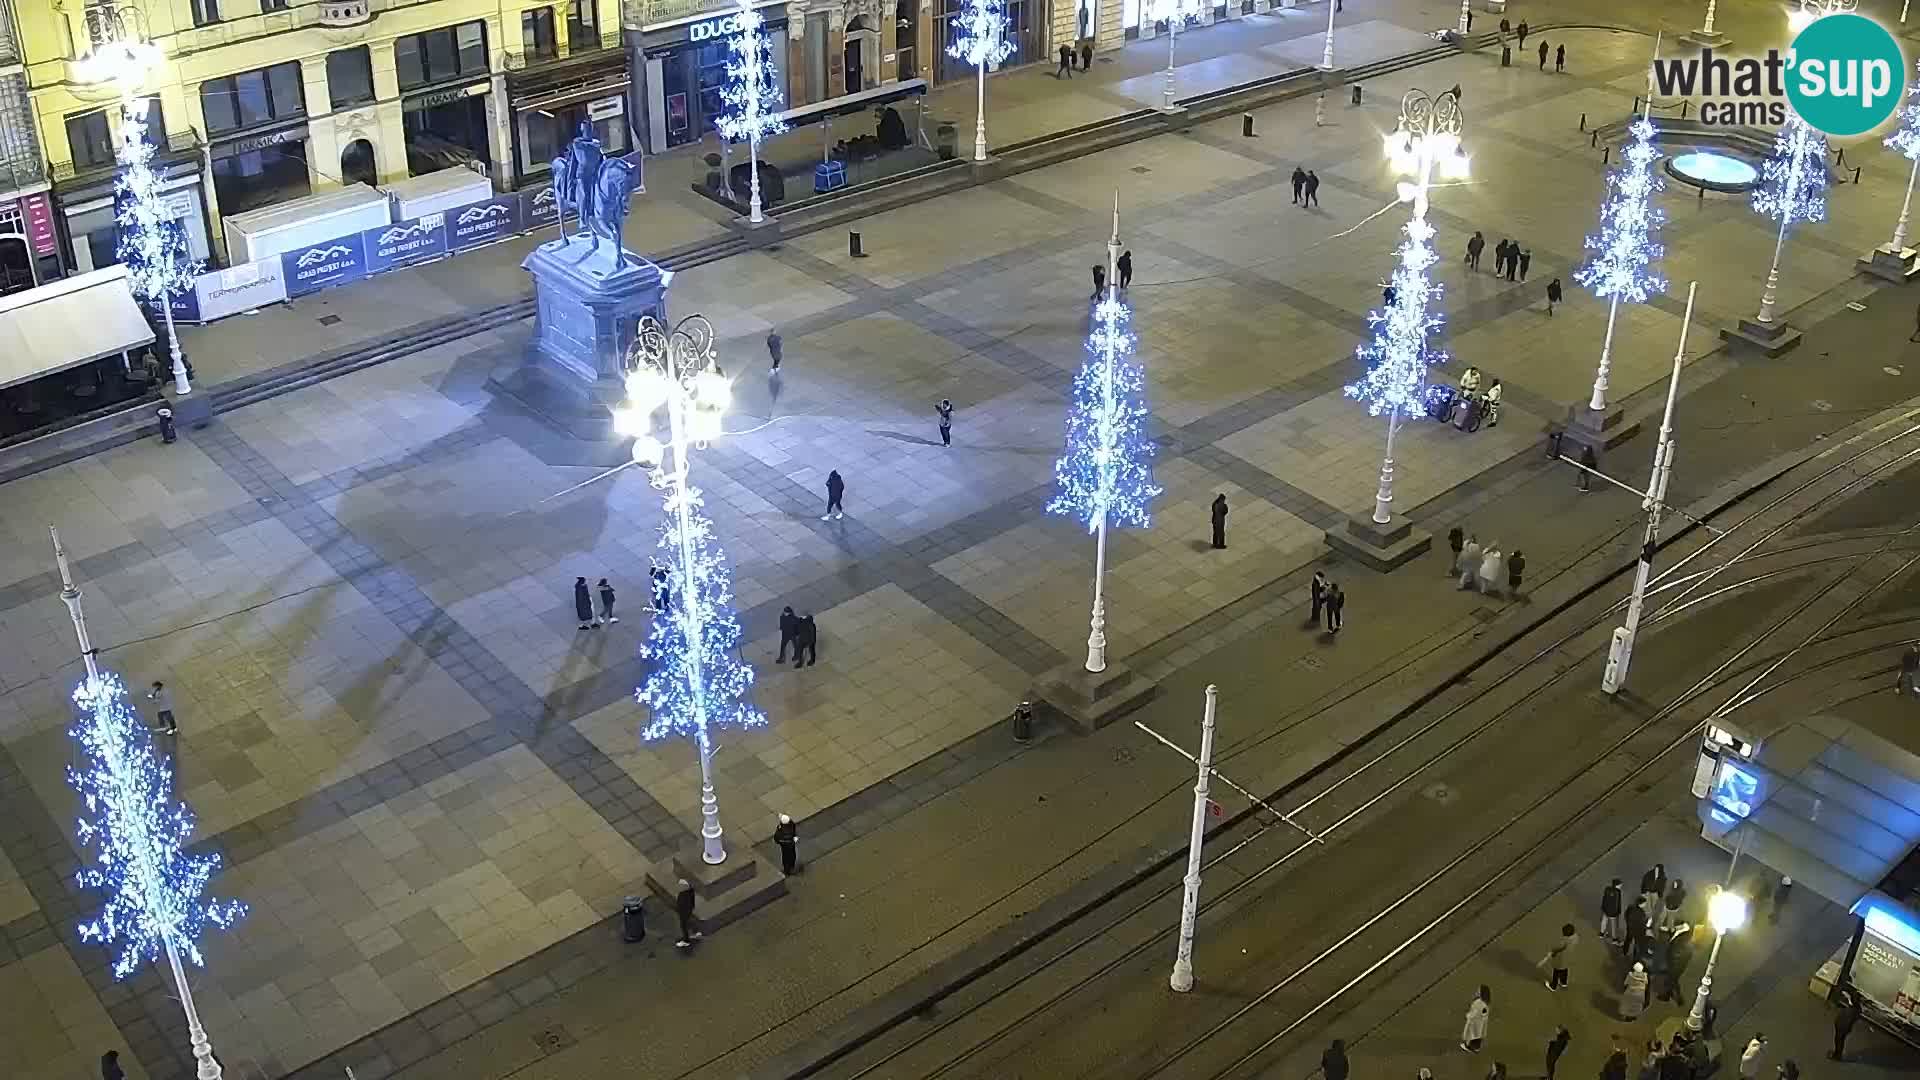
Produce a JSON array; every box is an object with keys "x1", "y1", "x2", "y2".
[{"x1": 790, "y1": 421, "x2": 1920, "y2": 1080}]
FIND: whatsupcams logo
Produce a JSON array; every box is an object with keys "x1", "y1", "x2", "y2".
[{"x1": 1649, "y1": 11, "x2": 1905, "y2": 135}]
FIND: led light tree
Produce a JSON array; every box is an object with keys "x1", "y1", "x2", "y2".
[
  {"x1": 715, "y1": 0, "x2": 788, "y2": 224},
  {"x1": 1879, "y1": 57, "x2": 1920, "y2": 257},
  {"x1": 1347, "y1": 89, "x2": 1466, "y2": 528},
  {"x1": 1750, "y1": 111, "x2": 1828, "y2": 327},
  {"x1": 618, "y1": 315, "x2": 766, "y2": 865},
  {"x1": 949, "y1": 0, "x2": 1015, "y2": 164},
  {"x1": 118, "y1": 100, "x2": 202, "y2": 390},
  {"x1": 1049, "y1": 197, "x2": 1161, "y2": 673},
  {"x1": 1574, "y1": 108, "x2": 1666, "y2": 413},
  {"x1": 55, "y1": 527, "x2": 244, "y2": 1080}
]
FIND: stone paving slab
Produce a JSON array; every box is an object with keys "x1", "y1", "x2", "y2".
[{"x1": 0, "y1": 944, "x2": 147, "y2": 1080}]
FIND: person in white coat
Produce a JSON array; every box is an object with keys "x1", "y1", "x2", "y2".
[
  {"x1": 1459, "y1": 536, "x2": 1484, "y2": 590},
  {"x1": 1480, "y1": 545, "x2": 1505, "y2": 597},
  {"x1": 1738, "y1": 1034, "x2": 1768, "y2": 1078},
  {"x1": 1460, "y1": 984, "x2": 1492, "y2": 1052}
]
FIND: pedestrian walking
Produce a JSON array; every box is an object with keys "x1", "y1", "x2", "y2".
[
  {"x1": 1464, "y1": 9, "x2": 1473, "y2": 31},
  {"x1": 1545, "y1": 1026, "x2": 1571, "y2": 1080},
  {"x1": 767, "y1": 330, "x2": 783, "y2": 372},
  {"x1": 1776, "y1": 1061, "x2": 1799, "y2": 1080},
  {"x1": 1305, "y1": 170, "x2": 1321, "y2": 207},
  {"x1": 1601, "y1": 1038, "x2": 1630, "y2": 1080},
  {"x1": 1541, "y1": 922, "x2": 1577, "y2": 990},
  {"x1": 147, "y1": 680, "x2": 178, "y2": 735},
  {"x1": 1459, "y1": 535, "x2": 1483, "y2": 590},
  {"x1": 1210, "y1": 493, "x2": 1229, "y2": 550},
  {"x1": 1538, "y1": 40, "x2": 1549, "y2": 70},
  {"x1": 1546, "y1": 276, "x2": 1563, "y2": 316},
  {"x1": 1091, "y1": 262, "x2": 1106, "y2": 299},
  {"x1": 1507, "y1": 550, "x2": 1525, "y2": 598},
  {"x1": 1516, "y1": 21, "x2": 1529, "y2": 49},
  {"x1": 1621, "y1": 962, "x2": 1650, "y2": 1020},
  {"x1": 824, "y1": 468, "x2": 846, "y2": 519},
  {"x1": 1322, "y1": 1039, "x2": 1351, "y2": 1080},
  {"x1": 573, "y1": 577, "x2": 597, "y2": 629},
  {"x1": 1492, "y1": 238, "x2": 1508, "y2": 277},
  {"x1": 936, "y1": 398, "x2": 954, "y2": 446},
  {"x1": 101, "y1": 1050, "x2": 126, "y2": 1080},
  {"x1": 1081, "y1": 39, "x2": 1093, "y2": 72},
  {"x1": 1480, "y1": 545, "x2": 1505, "y2": 598},
  {"x1": 1327, "y1": 584, "x2": 1346, "y2": 634},
  {"x1": 1518, "y1": 249, "x2": 1532, "y2": 281},
  {"x1": 1556, "y1": 44, "x2": 1567, "y2": 73},
  {"x1": 778, "y1": 605, "x2": 800, "y2": 662},
  {"x1": 1383, "y1": 284, "x2": 1397, "y2": 309},
  {"x1": 1058, "y1": 44, "x2": 1074, "y2": 77},
  {"x1": 1659, "y1": 879, "x2": 1687, "y2": 932},
  {"x1": 1576, "y1": 444, "x2": 1598, "y2": 491},
  {"x1": 1460, "y1": 984, "x2": 1491, "y2": 1052},
  {"x1": 792, "y1": 613, "x2": 818, "y2": 668},
  {"x1": 1448, "y1": 525, "x2": 1465, "y2": 572},
  {"x1": 1291, "y1": 166, "x2": 1307, "y2": 205},
  {"x1": 1310, "y1": 570, "x2": 1329, "y2": 626},
  {"x1": 1738, "y1": 1035, "x2": 1767, "y2": 1079},
  {"x1": 1483, "y1": 1066, "x2": 1505, "y2": 1080},
  {"x1": 674, "y1": 878, "x2": 703, "y2": 947},
  {"x1": 1624, "y1": 894, "x2": 1650, "y2": 958},
  {"x1": 1663, "y1": 924, "x2": 1696, "y2": 1003},
  {"x1": 1118, "y1": 249, "x2": 1133, "y2": 288},
  {"x1": 597, "y1": 578, "x2": 619, "y2": 624},
  {"x1": 1832, "y1": 985, "x2": 1862, "y2": 1059},
  {"x1": 1466, "y1": 231, "x2": 1485, "y2": 269},
  {"x1": 1505, "y1": 245, "x2": 1519, "y2": 281},
  {"x1": 1898, "y1": 643, "x2": 1919, "y2": 695},
  {"x1": 1640, "y1": 863, "x2": 1667, "y2": 910},
  {"x1": 774, "y1": 812, "x2": 800, "y2": 874},
  {"x1": 1601, "y1": 877, "x2": 1625, "y2": 942},
  {"x1": 649, "y1": 564, "x2": 671, "y2": 611}
]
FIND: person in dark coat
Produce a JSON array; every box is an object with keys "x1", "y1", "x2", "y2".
[
  {"x1": 1305, "y1": 170, "x2": 1321, "y2": 207},
  {"x1": 1058, "y1": 44, "x2": 1074, "y2": 78},
  {"x1": 1518, "y1": 249, "x2": 1532, "y2": 281},
  {"x1": 1466, "y1": 231, "x2": 1485, "y2": 269},
  {"x1": 824, "y1": 469, "x2": 846, "y2": 520},
  {"x1": 1898, "y1": 643, "x2": 1918, "y2": 694},
  {"x1": 1507, "y1": 550, "x2": 1526, "y2": 598},
  {"x1": 1310, "y1": 570, "x2": 1329, "y2": 627},
  {"x1": 1383, "y1": 284, "x2": 1397, "y2": 309},
  {"x1": 1210, "y1": 493, "x2": 1229, "y2": 549},
  {"x1": 574, "y1": 577, "x2": 596, "y2": 630},
  {"x1": 1291, "y1": 166, "x2": 1307, "y2": 205},
  {"x1": 766, "y1": 330, "x2": 783, "y2": 372},
  {"x1": 1663, "y1": 924, "x2": 1697, "y2": 1003},
  {"x1": 1601, "y1": 1045, "x2": 1630, "y2": 1080},
  {"x1": 1080, "y1": 40, "x2": 1093, "y2": 71},
  {"x1": 1321, "y1": 1040, "x2": 1350, "y2": 1080},
  {"x1": 1556, "y1": 43, "x2": 1566, "y2": 72},
  {"x1": 1118, "y1": 249, "x2": 1133, "y2": 288},
  {"x1": 774, "y1": 813, "x2": 799, "y2": 874},
  {"x1": 1601, "y1": 877, "x2": 1625, "y2": 941},
  {"x1": 793, "y1": 613, "x2": 818, "y2": 668},
  {"x1": 101, "y1": 1050, "x2": 126, "y2": 1080},
  {"x1": 1545, "y1": 1026, "x2": 1571, "y2": 1080},
  {"x1": 1659, "y1": 879, "x2": 1687, "y2": 932},
  {"x1": 649, "y1": 564, "x2": 670, "y2": 611},
  {"x1": 1578, "y1": 444, "x2": 1598, "y2": 491},
  {"x1": 1327, "y1": 584, "x2": 1346, "y2": 633},
  {"x1": 1491, "y1": 238, "x2": 1507, "y2": 277},
  {"x1": 936, "y1": 398, "x2": 954, "y2": 446},
  {"x1": 1448, "y1": 525, "x2": 1466, "y2": 572},
  {"x1": 1831, "y1": 985, "x2": 1861, "y2": 1059},
  {"x1": 1623, "y1": 895, "x2": 1650, "y2": 959},
  {"x1": 1516, "y1": 21, "x2": 1529, "y2": 49},
  {"x1": 1547, "y1": 277, "x2": 1564, "y2": 316},
  {"x1": 778, "y1": 605, "x2": 800, "y2": 662},
  {"x1": 1538, "y1": 39, "x2": 1549, "y2": 69},
  {"x1": 1641, "y1": 864, "x2": 1667, "y2": 908},
  {"x1": 597, "y1": 578, "x2": 618, "y2": 624},
  {"x1": 674, "y1": 878, "x2": 702, "y2": 947},
  {"x1": 1091, "y1": 263, "x2": 1106, "y2": 300}
]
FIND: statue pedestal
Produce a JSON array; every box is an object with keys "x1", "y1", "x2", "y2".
[{"x1": 487, "y1": 234, "x2": 672, "y2": 438}]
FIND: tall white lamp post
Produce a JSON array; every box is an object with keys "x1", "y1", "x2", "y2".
[
  {"x1": 716, "y1": 0, "x2": 788, "y2": 225},
  {"x1": 1159, "y1": 0, "x2": 1191, "y2": 113},
  {"x1": 1315, "y1": 0, "x2": 1336, "y2": 127},
  {"x1": 1456, "y1": 0, "x2": 1471, "y2": 35},
  {"x1": 1575, "y1": 85, "x2": 1665, "y2": 417},
  {"x1": 1865, "y1": 56, "x2": 1920, "y2": 280},
  {"x1": 1350, "y1": 89, "x2": 1467, "y2": 527},
  {"x1": 618, "y1": 316, "x2": 768, "y2": 865},
  {"x1": 1169, "y1": 684, "x2": 1218, "y2": 993},
  {"x1": 949, "y1": 0, "x2": 1016, "y2": 163},
  {"x1": 1682, "y1": 0, "x2": 1730, "y2": 47},
  {"x1": 1687, "y1": 888, "x2": 1749, "y2": 1032}
]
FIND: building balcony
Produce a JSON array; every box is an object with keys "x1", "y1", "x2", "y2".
[
  {"x1": 50, "y1": 126, "x2": 204, "y2": 187},
  {"x1": 317, "y1": 0, "x2": 373, "y2": 27},
  {"x1": 503, "y1": 31, "x2": 622, "y2": 74}
]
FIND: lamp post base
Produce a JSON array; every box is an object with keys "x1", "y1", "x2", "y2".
[
  {"x1": 645, "y1": 846, "x2": 787, "y2": 933},
  {"x1": 1033, "y1": 657, "x2": 1157, "y2": 734},
  {"x1": 1718, "y1": 318, "x2": 1803, "y2": 357},
  {"x1": 1560, "y1": 403, "x2": 1641, "y2": 457},
  {"x1": 1680, "y1": 29, "x2": 1731, "y2": 49},
  {"x1": 1858, "y1": 244, "x2": 1920, "y2": 283},
  {"x1": 1323, "y1": 514, "x2": 1431, "y2": 573}
]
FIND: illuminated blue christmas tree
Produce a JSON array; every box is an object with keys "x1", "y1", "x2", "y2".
[
  {"x1": 68, "y1": 673, "x2": 246, "y2": 980},
  {"x1": 1574, "y1": 114, "x2": 1665, "y2": 410},
  {"x1": 1345, "y1": 213, "x2": 1447, "y2": 421},
  {"x1": 115, "y1": 101, "x2": 200, "y2": 388},
  {"x1": 949, "y1": 0, "x2": 1016, "y2": 162},
  {"x1": 1750, "y1": 112, "x2": 1828, "y2": 324},
  {"x1": 716, "y1": 0, "x2": 788, "y2": 223},
  {"x1": 1880, "y1": 57, "x2": 1920, "y2": 252}
]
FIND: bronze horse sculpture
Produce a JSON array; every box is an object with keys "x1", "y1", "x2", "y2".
[{"x1": 545, "y1": 123, "x2": 637, "y2": 268}]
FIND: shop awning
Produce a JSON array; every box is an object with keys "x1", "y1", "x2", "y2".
[
  {"x1": 769, "y1": 78, "x2": 929, "y2": 130},
  {"x1": 1698, "y1": 713, "x2": 1920, "y2": 911},
  {"x1": 0, "y1": 265, "x2": 154, "y2": 391}
]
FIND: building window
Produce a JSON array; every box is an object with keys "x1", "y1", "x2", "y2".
[
  {"x1": 327, "y1": 47, "x2": 375, "y2": 109},
  {"x1": 523, "y1": 7, "x2": 557, "y2": 59},
  {"x1": 66, "y1": 110, "x2": 115, "y2": 169},
  {"x1": 568, "y1": 0, "x2": 599, "y2": 46},
  {"x1": 395, "y1": 21, "x2": 490, "y2": 91},
  {"x1": 260, "y1": 0, "x2": 290, "y2": 10},
  {"x1": 191, "y1": 0, "x2": 222, "y2": 26},
  {"x1": 140, "y1": 97, "x2": 166, "y2": 148},
  {"x1": 200, "y1": 61, "x2": 307, "y2": 136}
]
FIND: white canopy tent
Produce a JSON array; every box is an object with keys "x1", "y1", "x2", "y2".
[{"x1": 0, "y1": 265, "x2": 155, "y2": 392}]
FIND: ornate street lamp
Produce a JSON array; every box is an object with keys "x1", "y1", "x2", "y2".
[{"x1": 1687, "y1": 888, "x2": 1749, "y2": 1032}]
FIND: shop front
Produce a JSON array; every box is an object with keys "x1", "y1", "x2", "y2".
[
  {"x1": 935, "y1": 0, "x2": 1039, "y2": 84},
  {"x1": 61, "y1": 155, "x2": 215, "y2": 275},
  {"x1": 208, "y1": 123, "x2": 312, "y2": 219},
  {"x1": 1, "y1": 193, "x2": 56, "y2": 296},
  {"x1": 631, "y1": 0, "x2": 790, "y2": 153},
  {"x1": 402, "y1": 82, "x2": 494, "y2": 176},
  {"x1": 507, "y1": 59, "x2": 632, "y2": 186}
]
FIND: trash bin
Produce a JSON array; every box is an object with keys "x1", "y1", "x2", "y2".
[
  {"x1": 936, "y1": 123, "x2": 959, "y2": 161},
  {"x1": 1351, "y1": 85, "x2": 1363, "y2": 106},
  {"x1": 157, "y1": 406, "x2": 177, "y2": 445},
  {"x1": 1012, "y1": 700, "x2": 1034, "y2": 742},
  {"x1": 622, "y1": 896, "x2": 646, "y2": 942}
]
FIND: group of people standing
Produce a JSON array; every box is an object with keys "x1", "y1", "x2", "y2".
[
  {"x1": 1448, "y1": 527, "x2": 1525, "y2": 598},
  {"x1": 1290, "y1": 167, "x2": 1322, "y2": 208},
  {"x1": 1308, "y1": 570, "x2": 1346, "y2": 634},
  {"x1": 1464, "y1": 232, "x2": 1533, "y2": 284}
]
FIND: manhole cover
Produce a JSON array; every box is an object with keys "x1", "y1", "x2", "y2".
[
  {"x1": 534, "y1": 1026, "x2": 576, "y2": 1055},
  {"x1": 1422, "y1": 782, "x2": 1457, "y2": 805},
  {"x1": 1811, "y1": 399, "x2": 1833, "y2": 412},
  {"x1": 1885, "y1": 366, "x2": 1904, "y2": 376},
  {"x1": 317, "y1": 313, "x2": 342, "y2": 326},
  {"x1": 1130, "y1": 165, "x2": 1153, "y2": 174},
  {"x1": 1298, "y1": 654, "x2": 1325, "y2": 670}
]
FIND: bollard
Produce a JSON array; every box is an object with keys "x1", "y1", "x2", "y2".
[
  {"x1": 1501, "y1": 46, "x2": 1511, "y2": 67},
  {"x1": 1242, "y1": 112, "x2": 1255, "y2": 138},
  {"x1": 1603, "y1": 146, "x2": 1611, "y2": 164},
  {"x1": 1351, "y1": 84, "x2": 1362, "y2": 106},
  {"x1": 1853, "y1": 165, "x2": 1863, "y2": 184},
  {"x1": 1681, "y1": 101, "x2": 1691, "y2": 119},
  {"x1": 1579, "y1": 112, "x2": 1587, "y2": 131},
  {"x1": 156, "y1": 406, "x2": 177, "y2": 445},
  {"x1": 621, "y1": 896, "x2": 646, "y2": 942},
  {"x1": 1012, "y1": 700, "x2": 1034, "y2": 743},
  {"x1": 848, "y1": 230, "x2": 866, "y2": 258},
  {"x1": 1590, "y1": 130, "x2": 1599, "y2": 147},
  {"x1": 1835, "y1": 146, "x2": 1846, "y2": 166},
  {"x1": 1698, "y1": 185, "x2": 1706, "y2": 203}
]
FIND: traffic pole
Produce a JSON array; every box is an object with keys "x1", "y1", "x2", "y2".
[{"x1": 1170, "y1": 684, "x2": 1218, "y2": 992}]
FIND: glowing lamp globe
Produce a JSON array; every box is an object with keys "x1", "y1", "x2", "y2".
[
  {"x1": 692, "y1": 370, "x2": 731, "y2": 407},
  {"x1": 625, "y1": 368, "x2": 670, "y2": 412},
  {"x1": 1707, "y1": 889, "x2": 1749, "y2": 933},
  {"x1": 1444, "y1": 151, "x2": 1471, "y2": 180},
  {"x1": 631, "y1": 435, "x2": 663, "y2": 465}
]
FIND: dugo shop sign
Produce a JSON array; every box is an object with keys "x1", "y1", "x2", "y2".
[{"x1": 689, "y1": 12, "x2": 747, "y2": 41}]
